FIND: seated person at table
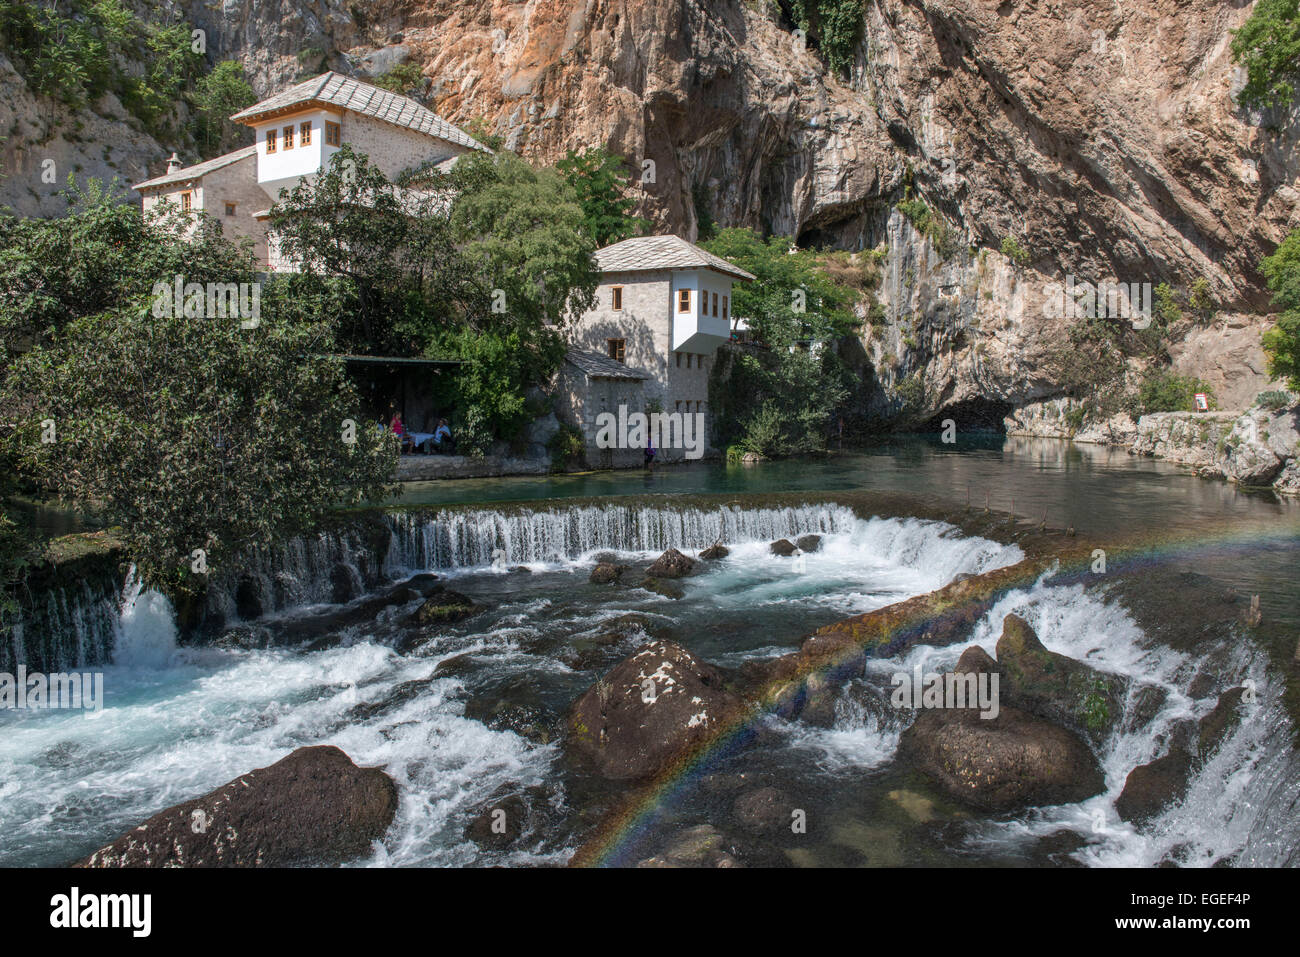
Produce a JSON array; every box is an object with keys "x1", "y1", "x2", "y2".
[
  {"x1": 389, "y1": 410, "x2": 414, "y2": 453},
  {"x1": 433, "y1": 418, "x2": 455, "y2": 454}
]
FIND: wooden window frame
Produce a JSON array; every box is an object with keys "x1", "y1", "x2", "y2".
[
  {"x1": 325, "y1": 121, "x2": 341, "y2": 146},
  {"x1": 611, "y1": 285, "x2": 623, "y2": 311},
  {"x1": 712, "y1": 292, "x2": 719, "y2": 317},
  {"x1": 283, "y1": 125, "x2": 295, "y2": 149},
  {"x1": 300, "y1": 121, "x2": 312, "y2": 146},
  {"x1": 607, "y1": 338, "x2": 626, "y2": 363},
  {"x1": 265, "y1": 129, "x2": 277, "y2": 153},
  {"x1": 677, "y1": 288, "x2": 690, "y2": 313},
  {"x1": 224, "y1": 202, "x2": 236, "y2": 217},
  {"x1": 722, "y1": 295, "x2": 729, "y2": 320},
  {"x1": 180, "y1": 191, "x2": 192, "y2": 212}
]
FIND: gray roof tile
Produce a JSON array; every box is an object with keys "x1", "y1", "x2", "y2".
[
  {"x1": 133, "y1": 145, "x2": 257, "y2": 191},
  {"x1": 594, "y1": 235, "x2": 756, "y2": 281},
  {"x1": 229, "y1": 72, "x2": 490, "y2": 153},
  {"x1": 564, "y1": 349, "x2": 650, "y2": 380}
]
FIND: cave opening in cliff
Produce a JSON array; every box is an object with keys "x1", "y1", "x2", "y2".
[{"x1": 922, "y1": 398, "x2": 1014, "y2": 434}]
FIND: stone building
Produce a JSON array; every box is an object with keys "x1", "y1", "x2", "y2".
[
  {"x1": 134, "y1": 71, "x2": 488, "y2": 270},
  {"x1": 558, "y1": 235, "x2": 755, "y2": 465}
]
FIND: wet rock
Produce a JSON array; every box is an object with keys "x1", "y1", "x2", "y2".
[
  {"x1": 639, "y1": 577, "x2": 684, "y2": 600},
  {"x1": 464, "y1": 784, "x2": 562, "y2": 851},
  {"x1": 589, "y1": 562, "x2": 625, "y2": 584},
  {"x1": 566, "y1": 639, "x2": 741, "y2": 780},
  {"x1": 699, "y1": 543, "x2": 730, "y2": 560},
  {"x1": 463, "y1": 677, "x2": 559, "y2": 744},
  {"x1": 995, "y1": 614, "x2": 1127, "y2": 745},
  {"x1": 432, "y1": 652, "x2": 481, "y2": 680},
  {"x1": 508, "y1": 566, "x2": 532, "y2": 574},
  {"x1": 769, "y1": 538, "x2": 797, "y2": 556},
  {"x1": 795, "y1": 535, "x2": 822, "y2": 553},
  {"x1": 636, "y1": 824, "x2": 742, "y2": 868},
  {"x1": 78, "y1": 745, "x2": 397, "y2": 867},
  {"x1": 732, "y1": 787, "x2": 794, "y2": 833},
  {"x1": 344, "y1": 676, "x2": 436, "y2": 722},
  {"x1": 331, "y1": 562, "x2": 363, "y2": 604},
  {"x1": 645, "y1": 547, "x2": 696, "y2": 578},
  {"x1": 955, "y1": 644, "x2": 999, "y2": 674},
  {"x1": 234, "y1": 575, "x2": 267, "y2": 620},
  {"x1": 1197, "y1": 686, "x2": 1247, "y2": 757},
  {"x1": 898, "y1": 704, "x2": 1106, "y2": 812},
  {"x1": 409, "y1": 587, "x2": 476, "y2": 626},
  {"x1": 212, "y1": 624, "x2": 273, "y2": 651},
  {"x1": 1115, "y1": 745, "x2": 1194, "y2": 824},
  {"x1": 465, "y1": 793, "x2": 527, "y2": 849}
]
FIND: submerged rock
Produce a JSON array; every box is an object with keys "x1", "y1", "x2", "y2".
[
  {"x1": 769, "y1": 538, "x2": 797, "y2": 556},
  {"x1": 637, "y1": 824, "x2": 742, "y2": 868},
  {"x1": 699, "y1": 543, "x2": 729, "y2": 560},
  {"x1": 645, "y1": 547, "x2": 697, "y2": 578},
  {"x1": 639, "y1": 577, "x2": 684, "y2": 600},
  {"x1": 732, "y1": 787, "x2": 795, "y2": 834},
  {"x1": 78, "y1": 746, "x2": 397, "y2": 867},
  {"x1": 566, "y1": 639, "x2": 741, "y2": 780},
  {"x1": 589, "y1": 562, "x2": 625, "y2": 584}
]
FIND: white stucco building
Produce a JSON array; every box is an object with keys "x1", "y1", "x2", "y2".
[
  {"x1": 134, "y1": 71, "x2": 489, "y2": 269},
  {"x1": 557, "y1": 235, "x2": 755, "y2": 466}
]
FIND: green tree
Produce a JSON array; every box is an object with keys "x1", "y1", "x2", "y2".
[
  {"x1": 1230, "y1": 0, "x2": 1300, "y2": 110},
  {"x1": 1261, "y1": 228, "x2": 1300, "y2": 389},
  {"x1": 193, "y1": 61, "x2": 256, "y2": 155},
  {"x1": 702, "y1": 228, "x2": 858, "y2": 455},
  {"x1": 790, "y1": 0, "x2": 866, "y2": 75},
  {"x1": 270, "y1": 146, "x2": 474, "y2": 354},
  {"x1": 555, "y1": 147, "x2": 651, "y2": 247},
  {"x1": 4, "y1": 302, "x2": 397, "y2": 594}
]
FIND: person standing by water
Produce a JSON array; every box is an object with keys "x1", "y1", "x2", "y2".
[{"x1": 644, "y1": 438, "x2": 656, "y2": 470}]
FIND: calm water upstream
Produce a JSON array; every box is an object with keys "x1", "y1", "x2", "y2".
[{"x1": 2, "y1": 437, "x2": 1298, "y2": 867}]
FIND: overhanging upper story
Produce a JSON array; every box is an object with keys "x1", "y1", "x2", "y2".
[
  {"x1": 228, "y1": 71, "x2": 491, "y2": 200},
  {"x1": 590, "y1": 235, "x2": 756, "y2": 354}
]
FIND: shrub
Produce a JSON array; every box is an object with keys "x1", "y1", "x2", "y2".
[
  {"x1": 1131, "y1": 370, "x2": 1215, "y2": 415},
  {"x1": 547, "y1": 423, "x2": 585, "y2": 471},
  {"x1": 1000, "y1": 235, "x2": 1031, "y2": 267},
  {"x1": 1255, "y1": 389, "x2": 1294, "y2": 412}
]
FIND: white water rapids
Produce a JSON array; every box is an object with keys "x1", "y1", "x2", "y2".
[{"x1": 0, "y1": 502, "x2": 1291, "y2": 867}]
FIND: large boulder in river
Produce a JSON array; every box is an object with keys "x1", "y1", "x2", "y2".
[
  {"x1": 996, "y1": 614, "x2": 1127, "y2": 745},
  {"x1": 795, "y1": 535, "x2": 822, "y2": 553},
  {"x1": 567, "y1": 640, "x2": 741, "y2": 780},
  {"x1": 78, "y1": 746, "x2": 397, "y2": 867},
  {"x1": 769, "y1": 538, "x2": 797, "y2": 556},
  {"x1": 699, "y1": 543, "x2": 729, "y2": 560},
  {"x1": 645, "y1": 548, "x2": 696, "y2": 578},
  {"x1": 898, "y1": 705, "x2": 1106, "y2": 812},
  {"x1": 897, "y1": 647, "x2": 1105, "y2": 812}
]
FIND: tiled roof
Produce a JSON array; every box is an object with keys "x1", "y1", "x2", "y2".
[
  {"x1": 133, "y1": 145, "x2": 257, "y2": 192},
  {"x1": 593, "y1": 235, "x2": 756, "y2": 281},
  {"x1": 564, "y1": 349, "x2": 650, "y2": 381},
  {"x1": 229, "y1": 72, "x2": 490, "y2": 153}
]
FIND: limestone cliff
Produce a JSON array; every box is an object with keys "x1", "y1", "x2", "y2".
[{"x1": 3, "y1": 0, "x2": 1294, "y2": 422}]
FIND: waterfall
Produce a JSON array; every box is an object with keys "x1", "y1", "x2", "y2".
[{"x1": 386, "y1": 503, "x2": 857, "y2": 570}]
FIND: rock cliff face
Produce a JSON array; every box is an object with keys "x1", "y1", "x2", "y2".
[{"x1": 3, "y1": 1, "x2": 1293, "y2": 420}]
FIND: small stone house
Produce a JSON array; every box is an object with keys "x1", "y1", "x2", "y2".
[{"x1": 558, "y1": 235, "x2": 755, "y2": 464}]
